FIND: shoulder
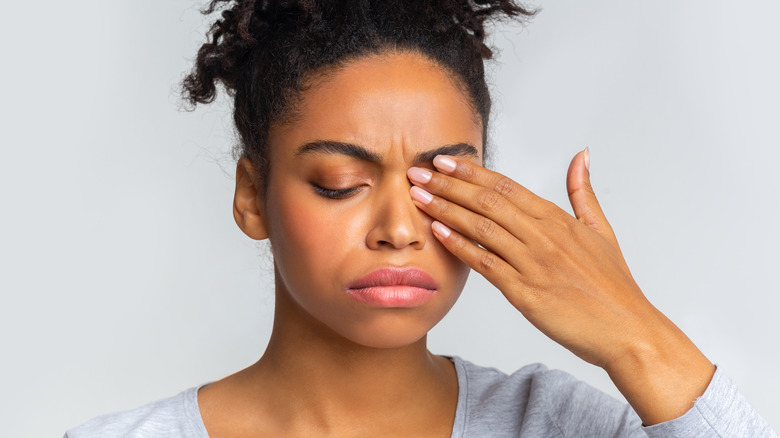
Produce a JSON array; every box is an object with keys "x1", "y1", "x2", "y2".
[
  {"x1": 64, "y1": 386, "x2": 208, "y2": 438},
  {"x1": 451, "y1": 357, "x2": 644, "y2": 438}
]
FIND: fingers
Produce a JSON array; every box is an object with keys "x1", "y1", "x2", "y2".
[
  {"x1": 408, "y1": 152, "x2": 630, "y2": 281},
  {"x1": 428, "y1": 220, "x2": 523, "y2": 293},
  {"x1": 424, "y1": 153, "x2": 619, "y2": 248},
  {"x1": 407, "y1": 165, "x2": 540, "y2": 244},
  {"x1": 431, "y1": 155, "x2": 558, "y2": 220},
  {"x1": 409, "y1": 185, "x2": 531, "y2": 273}
]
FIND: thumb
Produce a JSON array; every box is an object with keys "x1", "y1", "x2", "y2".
[{"x1": 566, "y1": 148, "x2": 617, "y2": 242}]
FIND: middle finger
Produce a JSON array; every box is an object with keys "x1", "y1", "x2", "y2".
[
  {"x1": 409, "y1": 185, "x2": 531, "y2": 273},
  {"x1": 407, "y1": 166, "x2": 539, "y2": 241}
]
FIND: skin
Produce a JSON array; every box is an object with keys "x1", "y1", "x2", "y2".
[
  {"x1": 408, "y1": 153, "x2": 715, "y2": 425},
  {"x1": 200, "y1": 52, "x2": 479, "y2": 437},
  {"x1": 200, "y1": 51, "x2": 715, "y2": 436}
]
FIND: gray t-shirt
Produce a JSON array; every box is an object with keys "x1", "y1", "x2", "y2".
[{"x1": 65, "y1": 356, "x2": 778, "y2": 437}]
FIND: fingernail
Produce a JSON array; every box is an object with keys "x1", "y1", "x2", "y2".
[
  {"x1": 407, "y1": 167, "x2": 432, "y2": 184},
  {"x1": 431, "y1": 221, "x2": 452, "y2": 238},
  {"x1": 433, "y1": 155, "x2": 457, "y2": 173},
  {"x1": 410, "y1": 186, "x2": 433, "y2": 204},
  {"x1": 583, "y1": 147, "x2": 590, "y2": 171}
]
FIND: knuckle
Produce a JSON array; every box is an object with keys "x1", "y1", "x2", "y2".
[
  {"x1": 549, "y1": 210, "x2": 577, "y2": 234},
  {"x1": 477, "y1": 190, "x2": 503, "y2": 212},
  {"x1": 474, "y1": 218, "x2": 496, "y2": 239},
  {"x1": 562, "y1": 216, "x2": 578, "y2": 233},
  {"x1": 536, "y1": 231, "x2": 561, "y2": 257},
  {"x1": 435, "y1": 198, "x2": 453, "y2": 217},
  {"x1": 582, "y1": 180, "x2": 597, "y2": 197},
  {"x1": 493, "y1": 176, "x2": 517, "y2": 197},
  {"x1": 519, "y1": 284, "x2": 545, "y2": 312},
  {"x1": 478, "y1": 252, "x2": 498, "y2": 272},
  {"x1": 458, "y1": 163, "x2": 476, "y2": 181},
  {"x1": 550, "y1": 210, "x2": 571, "y2": 228},
  {"x1": 436, "y1": 175, "x2": 454, "y2": 193},
  {"x1": 523, "y1": 267, "x2": 544, "y2": 288},
  {"x1": 540, "y1": 200, "x2": 561, "y2": 217},
  {"x1": 451, "y1": 235, "x2": 469, "y2": 252}
]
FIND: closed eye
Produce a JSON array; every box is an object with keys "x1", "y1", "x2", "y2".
[{"x1": 312, "y1": 184, "x2": 363, "y2": 200}]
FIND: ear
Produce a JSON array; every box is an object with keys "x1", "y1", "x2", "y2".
[{"x1": 233, "y1": 156, "x2": 269, "y2": 240}]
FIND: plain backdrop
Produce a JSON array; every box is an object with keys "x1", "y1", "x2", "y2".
[{"x1": 1, "y1": 1, "x2": 778, "y2": 436}]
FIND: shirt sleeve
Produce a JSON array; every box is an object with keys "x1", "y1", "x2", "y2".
[{"x1": 642, "y1": 367, "x2": 779, "y2": 437}]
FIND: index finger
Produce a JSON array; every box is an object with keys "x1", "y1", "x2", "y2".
[{"x1": 432, "y1": 155, "x2": 557, "y2": 220}]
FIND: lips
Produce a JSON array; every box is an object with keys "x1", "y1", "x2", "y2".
[{"x1": 345, "y1": 267, "x2": 439, "y2": 307}]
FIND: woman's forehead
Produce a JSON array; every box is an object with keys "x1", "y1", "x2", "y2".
[{"x1": 269, "y1": 52, "x2": 484, "y2": 161}]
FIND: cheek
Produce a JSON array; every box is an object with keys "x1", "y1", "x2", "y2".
[
  {"x1": 266, "y1": 185, "x2": 366, "y2": 287},
  {"x1": 278, "y1": 202, "x2": 337, "y2": 256},
  {"x1": 440, "y1": 246, "x2": 471, "y2": 305}
]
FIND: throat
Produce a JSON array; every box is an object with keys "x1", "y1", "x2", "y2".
[
  {"x1": 198, "y1": 339, "x2": 459, "y2": 438},
  {"x1": 257, "y1": 319, "x2": 459, "y2": 418}
]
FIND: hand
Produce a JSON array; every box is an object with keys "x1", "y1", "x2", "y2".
[
  {"x1": 408, "y1": 149, "x2": 651, "y2": 367},
  {"x1": 407, "y1": 149, "x2": 715, "y2": 425}
]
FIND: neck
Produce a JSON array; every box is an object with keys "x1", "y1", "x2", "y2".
[
  {"x1": 258, "y1": 283, "x2": 450, "y2": 399},
  {"x1": 246, "y1": 280, "x2": 457, "y2": 434},
  {"x1": 198, "y1": 277, "x2": 459, "y2": 437}
]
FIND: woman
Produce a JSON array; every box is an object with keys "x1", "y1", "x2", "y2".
[{"x1": 65, "y1": 0, "x2": 777, "y2": 436}]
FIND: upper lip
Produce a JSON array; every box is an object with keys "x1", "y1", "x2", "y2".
[{"x1": 346, "y1": 267, "x2": 439, "y2": 290}]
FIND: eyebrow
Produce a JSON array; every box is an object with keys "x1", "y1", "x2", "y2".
[{"x1": 295, "y1": 140, "x2": 479, "y2": 164}]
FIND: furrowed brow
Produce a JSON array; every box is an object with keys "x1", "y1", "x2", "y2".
[
  {"x1": 413, "y1": 143, "x2": 479, "y2": 164},
  {"x1": 295, "y1": 140, "x2": 382, "y2": 163}
]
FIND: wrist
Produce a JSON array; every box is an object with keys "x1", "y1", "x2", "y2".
[{"x1": 604, "y1": 310, "x2": 715, "y2": 425}]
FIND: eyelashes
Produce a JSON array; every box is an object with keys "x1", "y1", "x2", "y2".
[{"x1": 312, "y1": 184, "x2": 362, "y2": 200}]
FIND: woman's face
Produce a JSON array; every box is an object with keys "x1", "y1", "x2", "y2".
[{"x1": 256, "y1": 52, "x2": 483, "y2": 348}]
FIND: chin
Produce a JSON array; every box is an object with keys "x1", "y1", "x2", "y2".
[
  {"x1": 339, "y1": 327, "x2": 431, "y2": 349},
  {"x1": 329, "y1": 311, "x2": 444, "y2": 349}
]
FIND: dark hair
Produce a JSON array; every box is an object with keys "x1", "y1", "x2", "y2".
[{"x1": 181, "y1": 0, "x2": 535, "y2": 190}]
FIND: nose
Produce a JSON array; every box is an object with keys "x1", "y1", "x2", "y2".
[{"x1": 365, "y1": 176, "x2": 427, "y2": 250}]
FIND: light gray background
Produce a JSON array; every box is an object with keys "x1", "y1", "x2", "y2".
[{"x1": 1, "y1": 1, "x2": 778, "y2": 436}]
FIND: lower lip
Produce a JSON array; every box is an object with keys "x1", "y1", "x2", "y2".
[{"x1": 346, "y1": 286, "x2": 437, "y2": 308}]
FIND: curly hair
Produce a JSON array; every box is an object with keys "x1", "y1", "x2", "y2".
[{"x1": 181, "y1": 0, "x2": 535, "y2": 190}]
